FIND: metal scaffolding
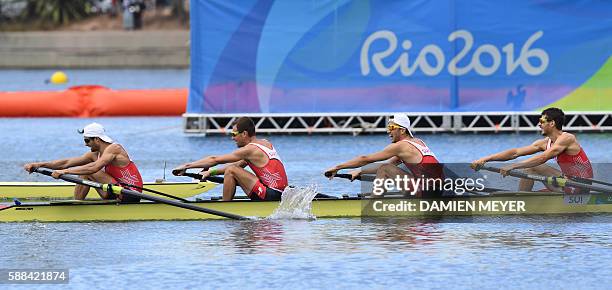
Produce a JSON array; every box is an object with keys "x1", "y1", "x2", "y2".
[{"x1": 183, "y1": 112, "x2": 612, "y2": 135}]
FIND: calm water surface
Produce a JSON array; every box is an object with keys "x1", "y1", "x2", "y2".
[
  {"x1": 0, "y1": 69, "x2": 189, "y2": 91},
  {"x1": 0, "y1": 117, "x2": 611, "y2": 289}
]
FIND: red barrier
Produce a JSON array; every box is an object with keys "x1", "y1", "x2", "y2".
[
  {"x1": 0, "y1": 90, "x2": 82, "y2": 117},
  {"x1": 0, "y1": 86, "x2": 187, "y2": 117}
]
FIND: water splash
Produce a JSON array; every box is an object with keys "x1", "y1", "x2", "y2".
[{"x1": 267, "y1": 185, "x2": 319, "y2": 220}]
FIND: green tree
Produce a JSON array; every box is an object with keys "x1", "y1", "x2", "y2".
[{"x1": 20, "y1": 0, "x2": 91, "y2": 26}]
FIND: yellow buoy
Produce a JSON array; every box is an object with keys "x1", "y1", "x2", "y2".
[{"x1": 49, "y1": 71, "x2": 68, "y2": 84}]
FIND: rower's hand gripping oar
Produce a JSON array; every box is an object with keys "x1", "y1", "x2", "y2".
[
  {"x1": 477, "y1": 165, "x2": 612, "y2": 194},
  {"x1": 35, "y1": 168, "x2": 249, "y2": 220},
  {"x1": 324, "y1": 172, "x2": 375, "y2": 182},
  {"x1": 172, "y1": 169, "x2": 223, "y2": 190},
  {"x1": 180, "y1": 172, "x2": 224, "y2": 184}
]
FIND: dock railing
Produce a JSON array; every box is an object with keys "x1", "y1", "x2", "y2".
[{"x1": 183, "y1": 111, "x2": 612, "y2": 135}]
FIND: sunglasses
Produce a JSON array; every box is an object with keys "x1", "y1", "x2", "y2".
[
  {"x1": 84, "y1": 137, "x2": 93, "y2": 144},
  {"x1": 230, "y1": 130, "x2": 243, "y2": 137},
  {"x1": 387, "y1": 124, "x2": 403, "y2": 132}
]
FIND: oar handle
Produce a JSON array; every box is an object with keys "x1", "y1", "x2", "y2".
[
  {"x1": 477, "y1": 165, "x2": 498, "y2": 173},
  {"x1": 324, "y1": 172, "x2": 377, "y2": 182},
  {"x1": 182, "y1": 172, "x2": 224, "y2": 184},
  {"x1": 331, "y1": 173, "x2": 362, "y2": 181},
  {"x1": 35, "y1": 167, "x2": 54, "y2": 176}
]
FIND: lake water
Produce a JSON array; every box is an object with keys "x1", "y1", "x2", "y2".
[
  {"x1": 0, "y1": 69, "x2": 189, "y2": 91},
  {"x1": 0, "y1": 70, "x2": 610, "y2": 289}
]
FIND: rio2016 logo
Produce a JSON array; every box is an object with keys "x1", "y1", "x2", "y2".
[{"x1": 360, "y1": 30, "x2": 549, "y2": 77}]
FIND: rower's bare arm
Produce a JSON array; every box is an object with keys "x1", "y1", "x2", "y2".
[
  {"x1": 471, "y1": 140, "x2": 545, "y2": 169},
  {"x1": 542, "y1": 134, "x2": 573, "y2": 158},
  {"x1": 61, "y1": 153, "x2": 98, "y2": 168},
  {"x1": 182, "y1": 147, "x2": 250, "y2": 171},
  {"x1": 492, "y1": 143, "x2": 542, "y2": 160},
  {"x1": 331, "y1": 145, "x2": 398, "y2": 172},
  {"x1": 61, "y1": 147, "x2": 119, "y2": 176},
  {"x1": 24, "y1": 153, "x2": 95, "y2": 172},
  {"x1": 211, "y1": 148, "x2": 251, "y2": 166},
  {"x1": 209, "y1": 160, "x2": 247, "y2": 176},
  {"x1": 357, "y1": 164, "x2": 381, "y2": 175},
  {"x1": 355, "y1": 157, "x2": 400, "y2": 176},
  {"x1": 511, "y1": 135, "x2": 573, "y2": 170}
]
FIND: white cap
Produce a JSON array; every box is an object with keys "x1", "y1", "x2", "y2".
[
  {"x1": 82, "y1": 123, "x2": 113, "y2": 143},
  {"x1": 390, "y1": 114, "x2": 413, "y2": 137}
]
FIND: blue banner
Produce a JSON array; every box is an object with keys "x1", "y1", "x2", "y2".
[{"x1": 189, "y1": 0, "x2": 612, "y2": 113}]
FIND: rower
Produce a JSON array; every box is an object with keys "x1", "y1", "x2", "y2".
[
  {"x1": 23, "y1": 123, "x2": 143, "y2": 202},
  {"x1": 471, "y1": 107, "x2": 593, "y2": 193},
  {"x1": 324, "y1": 114, "x2": 443, "y2": 197},
  {"x1": 173, "y1": 117, "x2": 288, "y2": 201}
]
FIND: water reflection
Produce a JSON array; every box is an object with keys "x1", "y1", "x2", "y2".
[
  {"x1": 466, "y1": 231, "x2": 598, "y2": 249},
  {"x1": 188, "y1": 214, "x2": 612, "y2": 257},
  {"x1": 359, "y1": 218, "x2": 445, "y2": 248},
  {"x1": 224, "y1": 220, "x2": 286, "y2": 254}
]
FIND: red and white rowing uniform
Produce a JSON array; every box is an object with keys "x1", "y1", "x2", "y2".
[
  {"x1": 546, "y1": 137, "x2": 593, "y2": 193},
  {"x1": 246, "y1": 142, "x2": 288, "y2": 200},
  {"x1": 400, "y1": 139, "x2": 444, "y2": 197},
  {"x1": 99, "y1": 144, "x2": 143, "y2": 201}
]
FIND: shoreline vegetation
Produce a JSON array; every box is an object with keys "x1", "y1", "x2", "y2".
[{"x1": 0, "y1": 0, "x2": 189, "y2": 31}]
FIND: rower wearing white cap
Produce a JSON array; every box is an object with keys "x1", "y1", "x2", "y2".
[
  {"x1": 24, "y1": 123, "x2": 143, "y2": 202},
  {"x1": 324, "y1": 114, "x2": 443, "y2": 197}
]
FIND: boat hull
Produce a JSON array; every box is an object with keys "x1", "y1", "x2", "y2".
[
  {"x1": 0, "y1": 181, "x2": 216, "y2": 200},
  {"x1": 1, "y1": 192, "x2": 611, "y2": 222}
]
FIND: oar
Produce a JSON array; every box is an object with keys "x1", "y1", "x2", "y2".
[
  {"x1": 117, "y1": 180, "x2": 218, "y2": 202},
  {"x1": 478, "y1": 165, "x2": 612, "y2": 193},
  {"x1": 117, "y1": 182, "x2": 190, "y2": 203},
  {"x1": 181, "y1": 172, "x2": 225, "y2": 184},
  {"x1": 568, "y1": 176, "x2": 612, "y2": 187},
  {"x1": 35, "y1": 168, "x2": 248, "y2": 220},
  {"x1": 325, "y1": 172, "x2": 373, "y2": 181},
  {"x1": 182, "y1": 172, "x2": 337, "y2": 199}
]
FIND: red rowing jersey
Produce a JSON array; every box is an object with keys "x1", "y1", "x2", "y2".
[
  {"x1": 546, "y1": 137, "x2": 593, "y2": 179},
  {"x1": 400, "y1": 139, "x2": 444, "y2": 197},
  {"x1": 100, "y1": 145, "x2": 143, "y2": 192},
  {"x1": 400, "y1": 139, "x2": 443, "y2": 176},
  {"x1": 246, "y1": 142, "x2": 288, "y2": 191}
]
